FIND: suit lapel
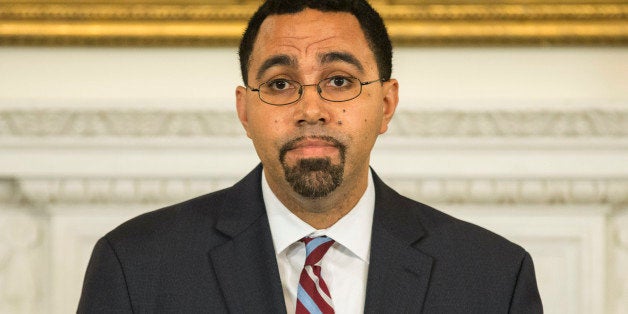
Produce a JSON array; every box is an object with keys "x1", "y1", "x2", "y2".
[
  {"x1": 364, "y1": 172, "x2": 434, "y2": 313},
  {"x1": 208, "y1": 165, "x2": 287, "y2": 314}
]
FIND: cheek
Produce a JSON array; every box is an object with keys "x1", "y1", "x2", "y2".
[
  {"x1": 251, "y1": 132, "x2": 282, "y2": 165},
  {"x1": 339, "y1": 106, "x2": 379, "y2": 127},
  {"x1": 248, "y1": 112, "x2": 291, "y2": 149},
  {"x1": 249, "y1": 108, "x2": 286, "y2": 131}
]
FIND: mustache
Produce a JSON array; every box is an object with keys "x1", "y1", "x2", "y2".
[{"x1": 279, "y1": 135, "x2": 346, "y2": 163}]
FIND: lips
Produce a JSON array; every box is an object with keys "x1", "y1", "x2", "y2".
[
  {"x1": 292, "y1": 138, "x2": 336, "y2": 149},
  {"x1": 279, "y1": 136, "x2": 345, "y2": 163},
  {"x1": 289, "y1": 138, "x2": 338, "y2": 157}
]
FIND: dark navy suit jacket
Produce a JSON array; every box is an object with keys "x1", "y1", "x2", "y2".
[{"x1": 78, "y1": 165, "x2": 542, "y2": 313}]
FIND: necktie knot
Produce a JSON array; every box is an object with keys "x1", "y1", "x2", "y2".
[{"x1": 300, "y1": 236, "x2": 335, "y2": 267}]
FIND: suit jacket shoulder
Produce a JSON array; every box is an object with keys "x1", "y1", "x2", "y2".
[
  {"x1": 104, "y1": 186, "x2": 231, "y2": 251},
  {"x1": 79, "y1": 165, "x2": 286, "y2": 313},
  {"x1": 366, "y1": 172, "x2": 542, "y2": 313}
]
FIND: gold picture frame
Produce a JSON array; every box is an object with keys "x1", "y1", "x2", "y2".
[{"x1": 1, "y1": 0, "x2": 627, "y2": 46}]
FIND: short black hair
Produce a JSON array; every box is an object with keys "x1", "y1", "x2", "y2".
[{"x1": 238, "y1": 0, "x2": 392, "y2": 84}]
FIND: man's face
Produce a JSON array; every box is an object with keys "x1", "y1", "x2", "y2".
[{"x1": 236, "y1": 9, "x2": 398, "y2": 199}]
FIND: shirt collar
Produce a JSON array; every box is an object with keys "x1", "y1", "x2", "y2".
[{"x1": 263, "y1": 169, "x2": 375, "y2": 263}]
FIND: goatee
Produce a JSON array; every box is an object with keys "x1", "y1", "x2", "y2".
[{"x1": 279, "y1": 136, "x2": 346, "y2": 198}]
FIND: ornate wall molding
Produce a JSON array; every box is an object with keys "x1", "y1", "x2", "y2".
[
  {"x1": 610, "y1": 209, "x2": 628, "y2": 313},
  {"x1": 0, "y1": 109, "x2": 243, "y2": 138},
  {"x1": 14, "y1": 176, "x2": 628, "y2": 206},
  {"x1": 389, "y1": 110, "x2": 628, "y2": 137},
  {"x1": 1, "y1": 1, "x2": 627, "y2": 46},
  {"x1": 386, "y1": 177, "x2": 628, "y2": 206},
  {"x1": 1, "y1": 109, "x2": 626, "y2": 139},
  {"x1": 0, "y1": 211, "x2": 44, "y2": 314}
]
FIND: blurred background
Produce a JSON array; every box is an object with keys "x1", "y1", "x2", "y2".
[{"x1": 1, "y1": 1, "x2": 627, "y2": 313}]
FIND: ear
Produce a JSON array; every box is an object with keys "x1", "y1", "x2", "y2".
[
  {"x1": 235, "y1": 86, "x2": 252, "y2": 138},
  {"x1": 378, "y1": 78, "x2": 399, "y2": 134}
]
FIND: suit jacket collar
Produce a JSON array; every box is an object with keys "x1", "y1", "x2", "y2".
[
  {"x1": 209, "y1": 164, "x2": 287, "y2": 313},
  {"x1": 364, "y1": 171, "x2": 434, "y2": 313},
  {"x1": 214, "y1": 164, "x2": 267, "y2": 238}
]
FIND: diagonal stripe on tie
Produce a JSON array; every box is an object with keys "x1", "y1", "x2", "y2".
[
  {"x1": 305, "y1": 266, "x2": 333, "y2": 304},
  {"x1": 296, "y1": 236, "x2": 335, "y2": 314},
  {"x1": 297, "y1": 284, "x2": 324, "y2": 314},
  {"x1": 299, "y1": 266, "x2": 333, "y2": 309}
]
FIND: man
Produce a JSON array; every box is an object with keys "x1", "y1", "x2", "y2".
[{"x1": 79, "y1": 0, "x2": 543, "y2": 313}]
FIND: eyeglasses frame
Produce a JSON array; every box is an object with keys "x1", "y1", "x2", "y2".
[{"x1": 246, "y1": 77, "x2": 388, "y2": 106}]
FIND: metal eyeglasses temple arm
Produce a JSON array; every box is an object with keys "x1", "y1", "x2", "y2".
[{"x1": 361, "y1": 78, "x2": 388, "y2": 86}]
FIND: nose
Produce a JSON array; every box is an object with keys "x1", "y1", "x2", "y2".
[{"x1": 294, "y1": 84, "x2": 330, "y2": 126}]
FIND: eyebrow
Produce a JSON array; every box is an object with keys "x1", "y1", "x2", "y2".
[
  {"x1": 255, "y1": 54, "x2": 295, "y2": 81},
  {"x1": 319, "y1": 51, "x2": 364, "y2": 74},
  {"x1": 253, "y1": 51, "x2": 365, "y2": 82}
]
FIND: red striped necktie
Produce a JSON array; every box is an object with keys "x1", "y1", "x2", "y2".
[{"x1": 296, "y1": 236, "x2": 335, "y2": 314}]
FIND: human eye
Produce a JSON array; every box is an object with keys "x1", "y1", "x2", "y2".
[
  {"x1": 265, "y1": 78, "x2": 295, "y2": 92},
  {"x1": 324, "y1": 76, "x2": 355, "y2": 89}
]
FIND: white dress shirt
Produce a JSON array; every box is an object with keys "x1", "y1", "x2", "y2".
[{"x1": 263, "y1": 171, "x2": 375, "y2": 314}]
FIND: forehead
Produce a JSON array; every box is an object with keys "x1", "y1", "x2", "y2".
[{"x1": 249, "y1": 9, "x2": 376, "y2": 78}]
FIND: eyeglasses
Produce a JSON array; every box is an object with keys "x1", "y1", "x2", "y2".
[{"x1": 246, "y1": 76, "x2": 387, "y2": 106}]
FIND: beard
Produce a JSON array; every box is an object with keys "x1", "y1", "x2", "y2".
[{"x1": 279, "y1": 136, "x2": 346, "y2": 198}]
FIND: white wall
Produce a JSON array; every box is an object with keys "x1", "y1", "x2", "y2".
[{"x1": 1, "y1": 47, "x2": 627, "y2": 313}]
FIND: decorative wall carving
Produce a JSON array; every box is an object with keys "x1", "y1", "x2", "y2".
[
  {"x1": 1, "y1": 109, "x2": 626, "y2": 138},
  {"x1": 0, "y1": 212, "x2": 44, "y2": 314},
  {"x1": 389, "y1": 110, "x2": 628, "y2": 137},
  {"x1": 388, "y1": 177, "x2": 628, "y2": 205},
  {"x1": 13, "y1": 177, "x2": 628, "y2": 206},
  {"x1": 610, "y1": 208, "x2": 628, "y2": 314},
  {"x1": 0, "y1": 110, "x2": 242, "y2": 137}
]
